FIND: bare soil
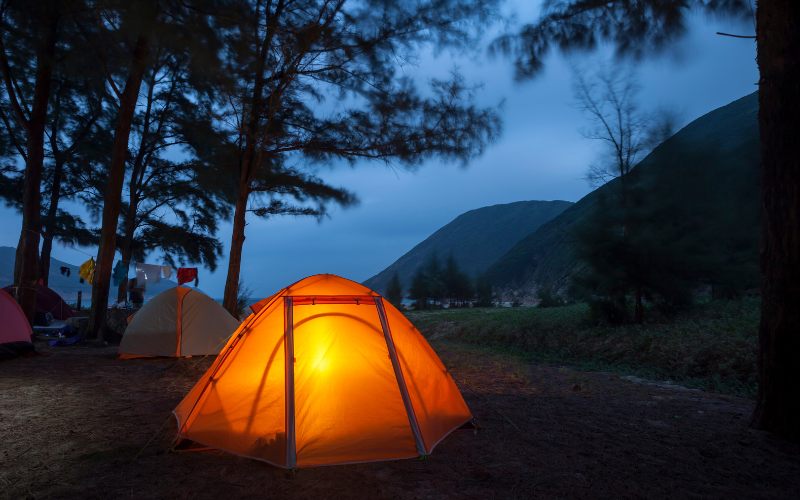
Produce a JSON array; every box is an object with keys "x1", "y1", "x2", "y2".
[{"x1": 1, "y1": 341, "x2": 799, "y2": 499}]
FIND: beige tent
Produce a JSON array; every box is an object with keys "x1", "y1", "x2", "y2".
[{"x1": 119, "y1": 287, "x2": 239, "y2": 359}]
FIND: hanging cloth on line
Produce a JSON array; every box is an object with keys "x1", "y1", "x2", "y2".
[
  {"x1": 112, "y1": 261, "x2": 128, "y2": 286},
  {"x1": 177, "y1": 267, "x2": 198, "y2": 286},
  {"x1": 135, "y1": 263, "x2": 162, "y2": 285},
  {"x1": 161, "y1": 266, "x2": 173, "y2": 279},
  {"x1": 79, "y1": 258, "x2": 95, "y2": 285}
]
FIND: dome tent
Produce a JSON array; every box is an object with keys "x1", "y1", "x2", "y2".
[
  {"x1": 0, "y1": 288, "x2": 34, "y2": 359},
  {"x1": 3, "y1": 284, "x2": 74, "y2": 323},
  {"x1": 174, "y1": 274, "x2": 472, "y2": 468},
  {"x1": 119, "y1": 287, "x2": 239, "y2": 359}
]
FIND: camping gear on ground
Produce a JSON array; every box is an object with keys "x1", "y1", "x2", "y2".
[
  {"x1": 173, "y1": 274, "x2": 473, "y2": 469},
  {"x1": 2, "y1": 284, "x2": 74, "y2": 321},
  {"x1": 79, "y1": 257, "x2": 95, "y2": 284},
  {"x1": 33, "y1": 320, "x2": 73, "y2": 338},
  {"x1": 176, "y1": 267, "x2": 198, "y2": 286},
  {"x1": 0, "y1": 289, "x2": 34, "y2": 359},
  {"x1": 119, "y1": 286, "x2": 239, "y2": 359}
]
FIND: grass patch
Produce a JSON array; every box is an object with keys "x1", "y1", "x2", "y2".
[{"x1": 408, "y1": 298, "x2": 759, "y2": 397}]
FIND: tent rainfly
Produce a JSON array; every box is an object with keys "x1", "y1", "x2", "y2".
[
  {"x1": 0, "y1": 289, "x2": 34, "y2": 359},
  {"x1": 2, "y1": 284, "x2": 74, "y2": 323},
  {"x1": 119, "y1": 287, "x2": 239, "y2": 359},
  {"x1": 174, "y1": 274, "x2": 473, "y2": 468}
]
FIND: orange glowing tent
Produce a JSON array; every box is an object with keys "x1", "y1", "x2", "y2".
[
  {"x1": 174, "y1": 274, "x2": 472, "y2": 468},
  {"x1": 119, "y1": 287, "x2": 239, "y2": 359}
]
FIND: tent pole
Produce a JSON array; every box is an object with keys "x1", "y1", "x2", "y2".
[
  {"x1": 374, "y1": 297, "x2": 427, "y2": 456},
  {"x1": 284, "y1": 297, "x2": 297, "y2": 468}
]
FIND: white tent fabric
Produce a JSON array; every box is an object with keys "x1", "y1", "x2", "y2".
[{"x1": 119, "y1": 287, "x2": 239, "y2": 358}]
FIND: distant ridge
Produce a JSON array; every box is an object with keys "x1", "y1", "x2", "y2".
[
  {"x1": 485, "y1": 92, "x2": 761, "y2": 296},
  {"x1": 363, "y1": 200, "x2": 572, "y2": 294}
]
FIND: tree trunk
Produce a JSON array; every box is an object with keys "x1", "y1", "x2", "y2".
[
  {"x1": 220, "y1": 27, "x2": 271, "y2": 315},
  {"x1": 87, "y1": 34, "x2": 151, "y2": 339},
  {"x1": 751, "y1": 0, "x2": 800, "y2": 441},
  {"x1": 222, "y1": 181, "x2": 250, "y2": 315},
  {"x1": 13, "y1": 10, "x2": 59, "y2": 323},
  {"x1": 39, "y1": 159, "x2": 65, "y2": 287}
]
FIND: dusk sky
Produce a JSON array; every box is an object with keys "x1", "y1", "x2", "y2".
[{"x1": 0, "y1": 4, "x2": 758, "y2": 299}]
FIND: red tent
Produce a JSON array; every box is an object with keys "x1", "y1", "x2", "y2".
[
  {"x1": 3, "y1": 284, "x2": 74, "y2": 321},
  {"x1": 0, "y1": 289, "x2": 33, "y2": 359}
]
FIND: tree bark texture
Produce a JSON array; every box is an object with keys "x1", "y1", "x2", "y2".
[
  {"x1": 222, "y1": 181, "x2": 250, "y2": 315},
  {"x1": 752, "y1": 0, "x2": 800, "y2": 441},
  {"x1": 39, "y1": 157, "x2": 65, "y2": 286},
  {"x1": 12, "y1": 10, "x2": 59, "y2": 323},
  {"x1": 87, "y1": 34, "x2": 151, "y2": 339}
]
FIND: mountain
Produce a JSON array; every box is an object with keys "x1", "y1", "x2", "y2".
[
  {"x1": 0, "y1": 246, "x2": 180, "y2": 304},
  {"x1": 485, "y1": 92, "x2": 760, "y2": 297},
  {"x1": 363, "y1": 200, "x2": 572, "y2": 294}
]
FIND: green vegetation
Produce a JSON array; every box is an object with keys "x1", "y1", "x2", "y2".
[
  {"x1": 410, "y1": 299, "x2": 759, "y2": 397},
  {"x1": 409, "y1": 253, "x2": 474, "y2": 309},
  {"x1": 486, "y1": 92, "x2": 760, "y2": 298}
]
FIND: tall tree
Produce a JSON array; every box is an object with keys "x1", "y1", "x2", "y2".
[
  {"x1": 0, "y1": 26, "x2": 104, "y2": 285},
  {"x1": 85, "y1": 0, "x2": 222, "y2": 337},
  {"x1": 752, "y1": 0, "x2": 800, "y2": 441},
  {"x1": 571, "y1": 64, "x2": 675, "y2": 323},
  {"x1": 102, "y1": 49, "x2": 226, "y2": 302},
  {"x1": 209, "y1": 0, "x2": 500, "y2": 315},
  {"x1": 385, "y1": 272, "x2": 404, "y2": 309},
  {"x1": 0, "y1": 0, "x2": 63, "y2": 322},
  {"x1": 443, "y1": 253, "x2": 472, "y2": 307},
  {"x1": 85, "y1": 0, "x2": 156, "y2": 337},
  {"x1": 497, "y1": 0, "x2": 799, "y2": 439}
]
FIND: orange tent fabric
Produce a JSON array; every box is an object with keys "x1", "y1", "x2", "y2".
[{"x1": 174, "y1": 274, "x2": 472, "y2": 468}]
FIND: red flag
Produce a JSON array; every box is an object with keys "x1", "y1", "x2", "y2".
[{"x1": 177, "y1": 267, "x2": 198, "y2": 286}]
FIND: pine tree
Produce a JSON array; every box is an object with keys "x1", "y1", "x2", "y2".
[
  {"x1": 0, "y1": 7, "x2": 104, "y2": 286},
  {"x1": 409, "y1": 267, "x2": 429, "y2": 311},
  {"x1": 209, "y1": 0, "x2": 501, "y2": 315},
  {"x1": 385, "y1": 272, "x2": 404, "y2": 310},
  {"x1": 475, "y1": 273, "x2": 493, "y2": 308},
  {"x1": 85, "y1": 0, "x2": 223, "y2": 337},
  {"x1": 0, "y1": 0, "x2": 65, "y2": 322}
]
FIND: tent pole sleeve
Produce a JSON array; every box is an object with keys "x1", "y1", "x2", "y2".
[
  {"x1": 175, "y1": 288, "x2": 185, "y2": 357},
  {"x1": 284, "y1": 297, "x2": 297, "y2": 468},
  {"x1": 374, "y1": 297, "x2": 427, "y2": 455}
]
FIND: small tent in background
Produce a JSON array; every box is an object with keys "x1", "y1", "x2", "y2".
[
  {"x1": 0, "y1": 289, "x2": 34, "y2": 359},
  {"x1": 174, "y1": 274, "x2": 472, "y2": 468},
  {"x1": 119, "y1": 287, "x2": 239, "y2": 359},
  {"x1": 2, "y1": 284, "x2": 74, "y2": 323}
]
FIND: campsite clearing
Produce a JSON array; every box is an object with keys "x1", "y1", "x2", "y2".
[{"x1": 1, "y1": 341, "x2": 798, "y2": 498}]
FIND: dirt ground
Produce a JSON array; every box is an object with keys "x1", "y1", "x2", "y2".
[{"x1": 1, "y1": 341, "x2": 799, "y2": 499}]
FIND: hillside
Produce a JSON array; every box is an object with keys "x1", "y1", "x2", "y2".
[
  {"x1": 486, "y1": 92, "x2": 760, "y2": 296},
  {"x1": 363, "y1": 200, "x2": 572, "y2": 293},
  {"x1": 0, "y1": 246, "x2": 179, "y2": 303}
]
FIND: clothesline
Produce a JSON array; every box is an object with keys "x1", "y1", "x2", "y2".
[{"x1": 18, "y1": 227, "x2": 200, "y2": 288}]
